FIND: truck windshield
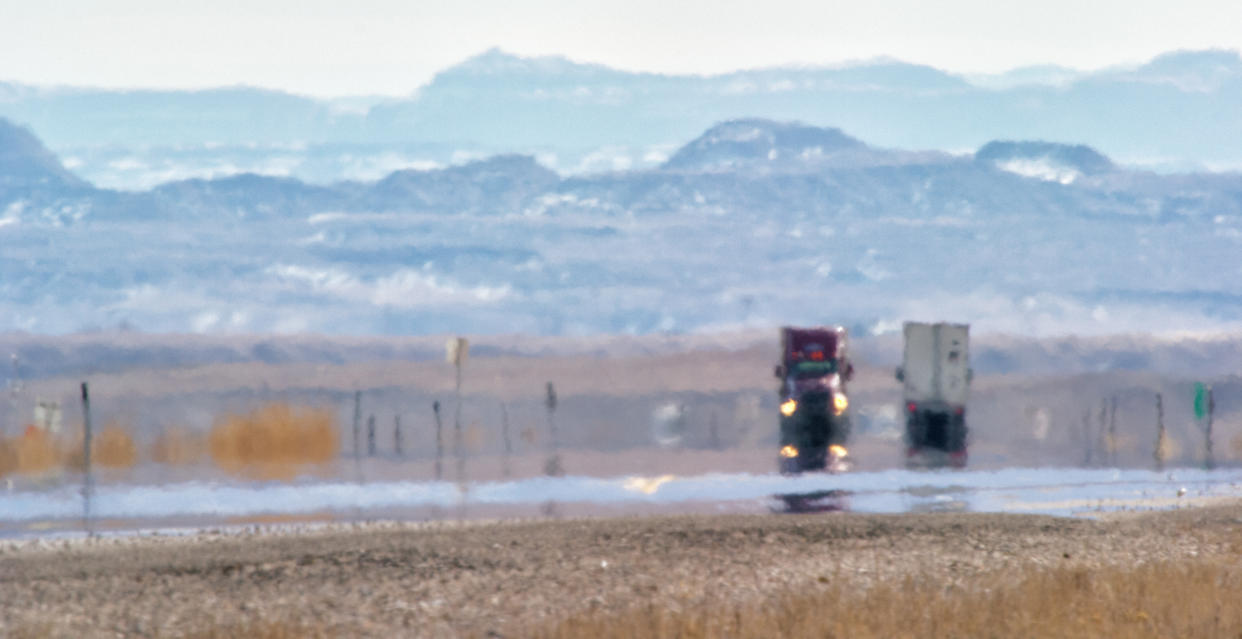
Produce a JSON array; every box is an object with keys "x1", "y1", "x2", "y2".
[{"x1": 792, "y1": 359, "x2": 838, "y2": 378}]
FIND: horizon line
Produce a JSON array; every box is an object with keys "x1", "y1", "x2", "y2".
[{"x1": 2, "y1": 45, "x2": 1238, "y2": 101}]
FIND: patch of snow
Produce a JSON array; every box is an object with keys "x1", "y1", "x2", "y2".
[
  {"x1": 997, "y1": 157, "x2": 1081, "y2": 184},
  {"x1": 267, "y1": 264, "x2": 511, "y2": 307}
]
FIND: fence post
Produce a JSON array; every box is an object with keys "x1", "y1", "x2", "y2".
[
  {"x1": 446, "y1": 337, "x2": 468, "y2": 485},
  {"x1": 1081, "y1": 408, "x2": 1093, "y2": 466},
  {"x1": 1205, "y1": 386, "x2": 1215, "y2": 470},
  {"x1": 394, "y1": 414, "x2": 403, "y2": 457},
  {"x1": 352, "y1": 390, "x2": 362, "y2": 477},
  {"x1": 544, "y1": 382, "x2": 563, "y2": 476},
  {"x1": 367, "y1": 414, "x2": 376, "y2": 457},
  {"x1": 433, "y1": 400, "x2": 444, "y2": 480},
  {"x1": 1097, "y1": 398, "x2": 1108, "y2": 465},
  {"x1": 501, "y1": 402, "x2": 512, "y2": 478},
  {"x1": 1154, "y1": 392, "x2": 1166, "y2": 471},
  {"x1": 80, "y1": 382, "x2": 93, "y2": 535},
  {"x1": 7, "y1": 354, "x2": 22, "y2": 437},
  {"x1": 454, "y1": 357, "x2": 464, "y2": 484},
  {"x1": 1108, "y1": 395, "x2": 1118, "y2": 466}
]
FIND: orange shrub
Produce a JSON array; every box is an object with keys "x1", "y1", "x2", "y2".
[
  {"x1": 93, "y1": 424, "x2": 137, "y2": 468},
  {"x1": 208, "y1": 403, "x2": 339, "y2": 480},
  {"x1": 62, "y1": 422, "x2": 139, "y2": 472},
  {"x1": 151, "y1": 427, "x2": 206, "y2": 466},
  {"x1": 11, "y1": 426, "x2": 61, "y2": 476},
  {"x1": 0, "y1": 436, "x2": 19, "y2": 477}
]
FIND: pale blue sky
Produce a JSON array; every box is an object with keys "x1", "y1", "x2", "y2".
[{"x1": 3, "y1": 0, "x2": 1240, "y2": 97}]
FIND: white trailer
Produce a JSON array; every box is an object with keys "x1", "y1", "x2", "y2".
[{"x1": 896, "y1": 322, "x2": 971, "y2": 466}]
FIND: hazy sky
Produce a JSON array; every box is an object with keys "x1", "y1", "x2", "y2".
[{"x1": 3, "y1": 0, "x2": 1241, "y2": 97}]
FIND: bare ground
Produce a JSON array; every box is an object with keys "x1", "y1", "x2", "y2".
[{"x1": 2, "y1": 503, "x2": 1241, "y2": 638}]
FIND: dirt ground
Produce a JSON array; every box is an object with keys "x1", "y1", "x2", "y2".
[{"x1": 3, "y1": 502, "x2": 1240, "y2": 638}]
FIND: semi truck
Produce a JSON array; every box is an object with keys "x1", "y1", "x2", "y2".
[
  {"x1": 774, "y1": 326, "x2": 853, "y2": 473},
  {"x1": 896, "y1": 322, "x2": 971, "y2": 467}
]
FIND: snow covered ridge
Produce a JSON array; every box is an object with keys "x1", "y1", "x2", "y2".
[
  {"x1": 4, "y1": 47, "x2": 1242, "y2": 176},
  {"x1": 994, "y1": 158, "x2": 1082, "y2": 184},
  {"x1": 662, "y1": 119, "x2": 867, "y2": 171},
  {"x1": 975, "y1": 140, "x2": 1115, "y2": 185}
]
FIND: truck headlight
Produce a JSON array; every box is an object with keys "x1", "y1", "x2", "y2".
[
  {"x1": 832, "y1": 394, "x2": 848, "y2": 415},
  {"x1": 779, "y1": 398, "x2": 798, "y2": 417},
  {"x1": 780, "y1": 444, "x2": 799, "y2": 458}
]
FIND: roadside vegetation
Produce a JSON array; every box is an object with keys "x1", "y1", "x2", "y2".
[
  {"x1": 0, "y1": 402, "x2": 337, "y2": 481},
  {"x1": 536, "y1": 558, "x2": 1242, "y2": 639},
  {"x1": 11, "y1": 556, "x2": 1236, "y2": 638}
]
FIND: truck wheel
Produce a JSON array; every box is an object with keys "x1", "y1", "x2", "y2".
[
  {"x1": 949, "y1": 415, "x2": 968, "y2": 452},
  {"x1": 830, "y1": 416, "x2": 851, "y2": 446},
  {"x1": 905, "y1": 414, "x2": 923, "y2": 449},
  {"x1": 801, "y1": 447, "x2": 827, "y2": 472}
]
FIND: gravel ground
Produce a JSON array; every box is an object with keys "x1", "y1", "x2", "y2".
[{"x1": 2, "y1": 504, "x2": 1241, "y2": 638}]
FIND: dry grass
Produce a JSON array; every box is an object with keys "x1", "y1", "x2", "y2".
[
  {"x1": 8, "y1": 620, "x2": 326, "y2": 639},
  {"x1": 537, "y1": 559, "x2": 1242, "y2": 639},
  {"x1": 150, "y1": 427, "x2": 207, "y2": 466},
  {"x1": 93, "y1": 425, "x2": 138, "y2": 468},
  {"x1": 178, "y1": 620, "x2": 331, "y2": 639},
  {"x1": 0, "y1": 427, "x2": 60, "y2": 477},
  {"x1": 4, "y1": 508, "x2": 1240, "y2": 638},
  {"x1": 61, "y1": 423, "x2": 139, "y2": 470},
  {"x1": 21, "y1": 559, "x2": 1232, "y2": 638},
  {"x1": 0, "y1": 403, "x2": 336, "y2": 480},
  {"x1": 208, "y1": 403, "x2": 339, "y2": 480},
  {"x1": 0, "y1": 423, "x2": 138, "y2": 477}
]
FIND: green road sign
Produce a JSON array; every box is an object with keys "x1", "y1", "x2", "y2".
[{"x1": 1194, "y1": 382, "x2": 1208, "y2": 420}]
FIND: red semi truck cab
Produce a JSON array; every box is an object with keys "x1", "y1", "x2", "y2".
[{"x1": 774, "y1": 326, "x2": 854, "y2": 473}]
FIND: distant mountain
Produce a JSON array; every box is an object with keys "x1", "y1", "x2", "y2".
[
  {"x1": 663, "y1": 119, "x2": 865, "y2": 171},
  {"x1": 1, "y1": 48, "x2": 1241, "y2": 191},
  {"x1": 3, "y1": 117, "x2": 1242, "y2": 337},
  {"x1": 367, "y1": 154, "x2": 560, "y2": 213},
  {"x1": 431, "y1": 47, "x2": 639, "y2": 85},
  {"x1": 0, "y1": 86, "x2": 349, "y2": 148},
  {"x1": 151, "y1": 174, "x2": 349, "y2": 219},
  {"x1": 975, "y1": 141, "x2": 1115, "y2": 184},
  {"x1": 0, "y1": 119, "x2": 89, "y2": 190},
  {"x1": 1119, "y1": 49, "x2": 1242, "y2": 91},
  {"x1": 966, "y1": 65, "x2": 1084, "y2": 89},
  {"x1": 0, "y1": 119, "x2": 95, "y2": 227}
]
